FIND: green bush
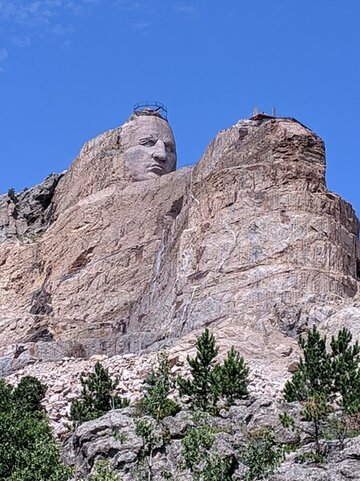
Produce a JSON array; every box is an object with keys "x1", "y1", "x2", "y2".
[
  {"x1": 200, "y1": 454, "x2": 234, "y2": 481},
  {"x1": 297, "y1": 450, "x2": 325, "y2": 464},
  {"x1": 0, "y1": 376, "x2": 71, "y2": 481},
  {"x1": 181, "y1": 412, "x2": 234, "y2": 481},
  {"x1": 324, "y1": 414, "x2": 360, "y2": 448},
  {"x1": 178, "y1": 329, "x2": 249, "y2": 412},
  {"x1": 13, "y1": 376, "x2": 47, "y2": 413},
  {"x1": 240, "y1": 427, "x2": 288, "y2": 481},
  {"x1": 134, "y1": 417, "x2": 169, "y2": 480},
  {"x1": 181, "y1": 414, "x2": 215, "y2": 471},
  {"x1": 70, "y1": 361, "x2": 129, "y2": 425},
  {"x1": 139, "y1": 353, "x2": 180, "y2": 421},
  {"x1": 90, "y1": 460, "x2": 121, "y2": 481}
]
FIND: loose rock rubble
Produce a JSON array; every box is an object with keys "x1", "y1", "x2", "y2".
[
  {"x1": 5, "y1": 337, "x2": 288, "y2": 438},
  {"x1": 7, "y1": 352, "x2": 159, "y2": 437}
]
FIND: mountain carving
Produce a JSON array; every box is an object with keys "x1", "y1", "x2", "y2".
[{"x1": 0, "y1": 114, "x2": 359, "y2": 380}]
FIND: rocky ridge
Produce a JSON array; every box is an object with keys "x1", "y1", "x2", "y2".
[
  {"x1": 1, "y1": 113, "x2": 360, "y2": 479},
  {"x1": 63, "y1": 405, "x2": 360, "y2": 481},
  {"x1": 0, "y1": 116, "x2": 359, "y2": 378}
]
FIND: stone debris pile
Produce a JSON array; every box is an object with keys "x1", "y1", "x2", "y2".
[
  {"x1": 5, "y1": 337, "x2": 289, "y2": 438},
  {"x1": 7, "y1": 353, "x2": 158, "y2": 437}
]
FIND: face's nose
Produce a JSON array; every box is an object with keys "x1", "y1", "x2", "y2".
[{"x1": 152, "y1": 139, "x2": 167, "y2": 162}]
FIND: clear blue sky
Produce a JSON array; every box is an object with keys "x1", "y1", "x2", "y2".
[{"x1": 0, "y1": 1, "x2": 359, "y2": 216}]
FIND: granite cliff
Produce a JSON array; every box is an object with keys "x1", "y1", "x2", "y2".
[
  {"x1": 2, "y1": 111, "x2": 360, "y2": 479},
  {"x1": 1, "y1": 113, "x2": 359, "y2": 378}
]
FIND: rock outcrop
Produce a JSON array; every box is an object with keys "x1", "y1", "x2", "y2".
[
  {"x1": 64, "y1": 403, "x2": 360, "y2": 481},
  {"x1": 0, "y1": 173, "x2": 62, "y2": 242},
  {"x1": 268, "y1": 438, "x2": 360, "y2": 481},
  {"x1": 0, "y1": 116, "x2": 359, "y2": 376},
  {"x1": 2, "y1": 112, "x2": 360, "y2": 479}
]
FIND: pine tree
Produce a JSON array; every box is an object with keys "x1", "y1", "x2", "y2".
[
  {"x1": 330, "y1": 327, "x2": 360, "y2": 414},
  {"x1": 284, "y1": 326, "x2": 333, "y2": 402},
  {"x1": 218, "y1": 347, "x2": 249, "y2": 406},
  {"x1": 13, "y1": 376, "x2": 47, "y2": 414},
  {"x1": 140, "y1": 353, "x2": 180, "y2": 420},
  {"x1": 7, "y1": 187, "x2": 18, "y2": 203},
  {"x1": 70, "y1": 362, "x2": 129, "y2": 425},
  {"x1": 282, "y1": 327, "x2": 333, "y2": 454},
  {"x1": 281, "y1": 326, "x2": 360, "y2": 454},
  {"x1": 178, "y1": 328, "x2": 220, "y2": 412},
  {"x1": 0, "y1": 376, "x2": 71, "y2": 481}
]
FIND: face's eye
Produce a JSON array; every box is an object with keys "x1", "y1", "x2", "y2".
[
  {"x1": 139, "y1": 137, "x2": 156, "y2": 147},
  {"x1": 165, "y1": 142, "x2": 176, "y2": 154}
]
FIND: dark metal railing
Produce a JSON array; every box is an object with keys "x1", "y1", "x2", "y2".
[{"x1": 133, "y1": 101, "x2": 168, "y2": 120}]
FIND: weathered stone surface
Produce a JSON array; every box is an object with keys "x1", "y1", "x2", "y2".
[
  {"x1": 68, "y1": 409, "x2": 143, "y2": 477},
  {"x1": 1, "y1": 112, "x2": 360, "y2": 479},
  {"x1": 66, "y1": 408, "x2": 235, "y2": 480},
  {"x1": 0, "y1": 115, "x2": 359, "y2": 377},
  {"x1": 269, "y1": 437, "x2": 360, "y2": 480},
  {"x1": 65, "y1": 401, "x2": 360, "y2": 481},
  {"x1": 0, "y1": 172, "x2": 62, "y2": 242}
]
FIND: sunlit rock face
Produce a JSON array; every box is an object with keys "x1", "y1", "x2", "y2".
[
  {"x1": 123, "y1": 113, "x2": 177, "y2": 181},
  {"x1": 0, "y1": 114, "x2": 359, "y2": 377},
  {"x1": 52, "y1": 112, "x2": 176, "y2": 216}
]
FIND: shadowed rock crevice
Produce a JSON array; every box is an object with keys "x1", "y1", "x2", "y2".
[
  {"x1": 66, "y1": 342, "x2": 87, "y2": 359},
  {"x1": 30, "y1": 287, "x2": 53, "y2": 316},
  {"x1": 22, "y1": 326, "x2": 54, "y2": 343},
  {"x1": 0, "y1": 172, "x2": 63, "y2": 243},
  {"x1": 69, "y1": 247, "x2": 96, "y2": 275}
]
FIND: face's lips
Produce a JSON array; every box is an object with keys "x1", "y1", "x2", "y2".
[{"x1": 147, "y1": 163, "x2": 165, "y2": 174}]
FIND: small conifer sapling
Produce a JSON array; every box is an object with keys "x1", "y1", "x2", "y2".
[
  {"x1": 178, "y1": 328, "x2": 220, "y2": 412},
  {"x1": 70, "y1": 362, "x2": 129, "y2": 425},
  {"x1": 140, "y1": 353, "x2": 180, "y2": 421},
  {"x1": 281, "y1": 326, "x2": 360, "y2": 455},
  {"x1": 218, "y1": 346, "x2": 249, "y2": 406}
]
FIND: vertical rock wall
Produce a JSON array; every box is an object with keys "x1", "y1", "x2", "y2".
[
  {"x1": 0, "y1": 116, "x2": 358, "y2": 374},
  {"x1": 128, "y1": 118, "x2": 359, "y2": 341}
]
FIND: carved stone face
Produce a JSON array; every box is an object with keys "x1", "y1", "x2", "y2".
[{"x1": 122, "y1": 114, "x2": 177, "y2": 181}]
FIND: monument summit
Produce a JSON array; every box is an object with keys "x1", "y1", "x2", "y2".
[
  {"x1": 0, "y1": 106, "x2": 360, "y2": 443},
  {"x1": 0, "y1": 105, "x2": 359, "y2": 374}
]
